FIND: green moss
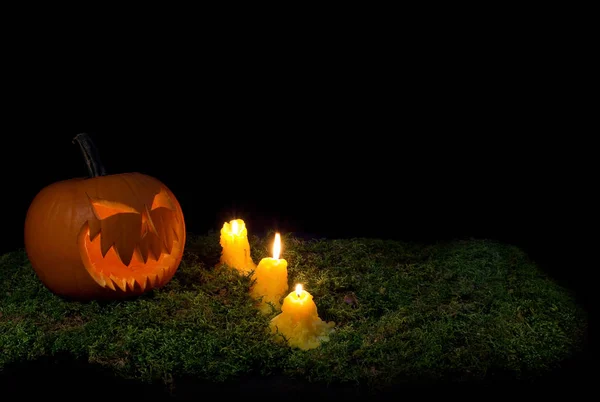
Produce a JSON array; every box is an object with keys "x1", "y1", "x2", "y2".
[{"x1": 0, "y1": 233, "x2": 588, "y2": 391}]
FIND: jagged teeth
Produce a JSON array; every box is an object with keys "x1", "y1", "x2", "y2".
[
  {"x1": 155, "y1": 266, "x2": 165, "y2": 285},
  {"x1": 126, "y1": 277, "x2": 137, "y2": 292},
  {"x1": 95, "y1": 267, "x2": 171, "y2": 292},
  {"x1": 138, "y1": 276, "x2": 148, "y2": 292},
  {"x1": 91, "y1": 271, "x2": 107, "y2": 288},
  {"x1": 85, "y1": 225, "x2": 179, "y2": 292},
  {"x1": 101, "y1": 273, "x2": 116, "y2": 291}
]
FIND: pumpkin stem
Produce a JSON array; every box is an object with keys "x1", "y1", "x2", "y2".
[{"x1": 72, "y1": 133, "x2": 107, "y2": 178}]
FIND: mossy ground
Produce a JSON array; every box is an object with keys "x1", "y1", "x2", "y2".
[{"x1": 0, "y1": 232, "x2": 588, "y2": 397}]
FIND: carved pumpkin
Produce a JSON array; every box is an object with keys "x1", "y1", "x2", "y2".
[{"x1": 24, "y1": 133, "x2": 186, "y2": 300}]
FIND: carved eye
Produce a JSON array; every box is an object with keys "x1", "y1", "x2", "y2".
[
  {"x1": 90, "y1": 198, "x2": 139, "y2": 220},
  {"x1": 151, "y1": 187, "x2": 175, "y2": 211}
]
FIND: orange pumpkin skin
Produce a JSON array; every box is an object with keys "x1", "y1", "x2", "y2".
[{"x1": 24, "y1": 135, "x2": 186, "y2": 300}]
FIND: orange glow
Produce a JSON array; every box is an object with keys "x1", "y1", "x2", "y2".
[
  {"x1": 90, "y1": 198, "x2": 139, "y2": 220},
  {"x1": 151, "y1": 187, "x2": 175, "y2": 211},
  {"x1": 78, "y1": 223, "x2": 179, "y2": 292},
  {"x1": 295, "y1": 283, "x2": 303, "y2": 297},
  {"x1": 273, "y1": 233, "x2": 281, "y2": 259}
]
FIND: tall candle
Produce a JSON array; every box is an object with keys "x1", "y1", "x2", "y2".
[
  {"x1": 269, "y1": 284, "x2": 335, "y2": 350},
  {"x1": 219, "y1": 219, "x2": 256, "y2": 274},
  {"x1": 250, "y1": 233, "x2": 288, "y2": 314}
]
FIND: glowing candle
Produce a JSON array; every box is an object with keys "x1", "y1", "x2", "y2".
[
  {"x1": 218, "y1": 219, "x2": 256, "y2": 273},
  {"x1": 250, "y1": 233, "x2": 288, "y2": 314},
  {"x1": 269, "y1": 284, "x2": 335, "y2": 350}
]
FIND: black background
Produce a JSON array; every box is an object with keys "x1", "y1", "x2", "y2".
[
  {"x1": 2, "y1": 92, "x2": 586, "y2": 303},
  {"x1": 0, "y1": 14, "x2": 591, "y2": 397}
]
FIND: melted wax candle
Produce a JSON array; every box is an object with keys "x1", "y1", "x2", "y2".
[
  {"x1": 269, "y1": 284, "x2": 335, "y2": 350},
  {"x1": 219, "y1": 219, "x2": 256, "y2": 273},
  {"x1": 250, "y1": 233, "x2": 288, "y2": 314}
]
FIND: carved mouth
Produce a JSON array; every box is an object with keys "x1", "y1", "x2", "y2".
[{"x1": 77, "y1": 222, "x2": 182, "y2": 292}]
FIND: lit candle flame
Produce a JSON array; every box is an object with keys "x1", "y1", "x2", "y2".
[
  {"x1": 231, "y1": 219, "x2": 239, "y2": 235},
  {"x1": 272, "y1": 232, "x2": 281, "y2": 259},
  {"x1": 295, "y1": 283, "x2": 303, "y2": 297}
]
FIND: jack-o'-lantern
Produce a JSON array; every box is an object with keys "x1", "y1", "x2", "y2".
[{"x1": 24, "y1": 133, "x2": 186, "y2": 300}]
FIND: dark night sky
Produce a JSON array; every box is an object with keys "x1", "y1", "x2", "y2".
[
  {"x1": 3, "y1": 113, "x2": 579, "y2": 293},
  {"x1": 0, "y1": 27, "x2": 586, "y2": 307},
  {"x1": 5, "y1": 121, "x2": 558, "y2": 250}
]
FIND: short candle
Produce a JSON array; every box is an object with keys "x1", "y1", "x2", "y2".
[
  {"x1": 269, "y1": 284, "x2": 335, "y2": 350},
  {"x1": 250, "y1": 232, "x2": 288, "y2": 314},
  {"x1": 218, "y1": 218, "x2": 256, "y2": 273}
]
